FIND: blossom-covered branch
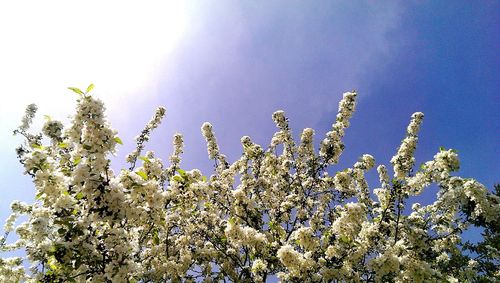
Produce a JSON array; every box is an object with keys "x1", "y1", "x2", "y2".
[{"x1": 1, "y1": 88, "x2": 498, "y2": 282}]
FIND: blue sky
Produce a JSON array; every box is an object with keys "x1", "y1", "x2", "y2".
[{"x1": 0, "y1": 0, "x2": 498, "y2": 249}]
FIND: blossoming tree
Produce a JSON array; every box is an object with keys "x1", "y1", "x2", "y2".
[{"x1": 1, "y1": 86, "x2": 498, "y2": 282}]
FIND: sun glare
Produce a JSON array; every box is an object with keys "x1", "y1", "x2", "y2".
[{"x1": 0, "y1": 1, "x2": 187, "y2": 149}]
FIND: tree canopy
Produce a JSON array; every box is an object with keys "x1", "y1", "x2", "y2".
[{"x1": 1, "y1": 87, "x2": 498, "y2": 282}]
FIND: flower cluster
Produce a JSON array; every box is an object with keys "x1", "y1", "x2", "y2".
[
  {"x1": 320, "y1": 91, "x2": 357, "y2": 164},
  {"x1": 42, "y1": 119, "x2": 64, "y2": 142},
  {"x1": 126, "y1": 106, "x2": 166, "y2": 169},
  {"x1": 1, "y1": 89, "x2": 498, "y2": 282},
  {"x1": 391, "y1": 112, "x2": 424, "y2": 179},
  {"x1": 18, "y1": 104, "x2": 38, "y2": 132},
  {"x1": 201, "y1": 122, "x2": 220, "y2": 160}
]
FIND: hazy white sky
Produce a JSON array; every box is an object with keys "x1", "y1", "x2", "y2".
[{"x1": 0, "y1": 0, "x2": 188, "y2": 151}]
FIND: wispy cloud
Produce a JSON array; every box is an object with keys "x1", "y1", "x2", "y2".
[{"x1": 149, "y1": 2, "x2": 406, "y2": 164}]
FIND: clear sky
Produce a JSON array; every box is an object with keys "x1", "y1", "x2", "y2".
[{"x1": 0, "y1": 1, "x2": 498, "y2": 245}]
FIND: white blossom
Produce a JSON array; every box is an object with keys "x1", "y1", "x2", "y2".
[{"x1": 2, "y1": 90, "x2": 497, "y2": 282}]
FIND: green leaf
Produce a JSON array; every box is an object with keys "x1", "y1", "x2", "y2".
[
  {"x1": 73, "y1": 156, "x2": 82, "y2": 166},
  {"x1": 202, "y1": 176, "x2": 207, "y2": 182},
  {"x1": 48, "y1": 245, "x2": 57, "y2": 253},
  {"x1": 86, "y1": 83, "x2": 94, "y2": 93},
  {"x1": 278, "y1": 227, "x2": 286, "y2": 240},
  {"x1": 136, "y1": 171, "x2": 148, "y2": 180},
  {"x1": 62, "y1": 190, "x2": 69, "y2": 196},
  {"x1": 75, "y1": 192, "x2": 84, "y2": 200},
  {"x1": 139, "y1": 156, "x2": 151, "y2": 163},
  {"x1": 58, "y1": 142, "x2": 69, "y2": 149},
  {"x1": 48, "y1": 256, "x2": 59, "y2": 271},
  {"x1": 172, "y1": 175, "x2": 182, "y2": 182},
  {"x1": 114, "y1": 136, "x2": 123, "y2": 145},
  {"x1": 439, "y1": 146, "x2": 445, "y2": 152},
  {"x1": 220, "y1": 236, "x2": 227, "y2": 244},
  {"x1": 31, "y1": 143, "x2": 45, "y2": 150},
  {"x1": 152, "y1": 229, "x2": 160, "y2": 245},
  {"x1": 177, "y1": 169, "x2": 186, "y2": 176},
  {"x1": 339, "y1": 235, "x2": 351, "y2": 244},
  {"x1": 268, "y1": 221, "x2": 275, "y2": 229},
  {"x1": 68, "y1": 87, "x2": 84, "y2": 95}
]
